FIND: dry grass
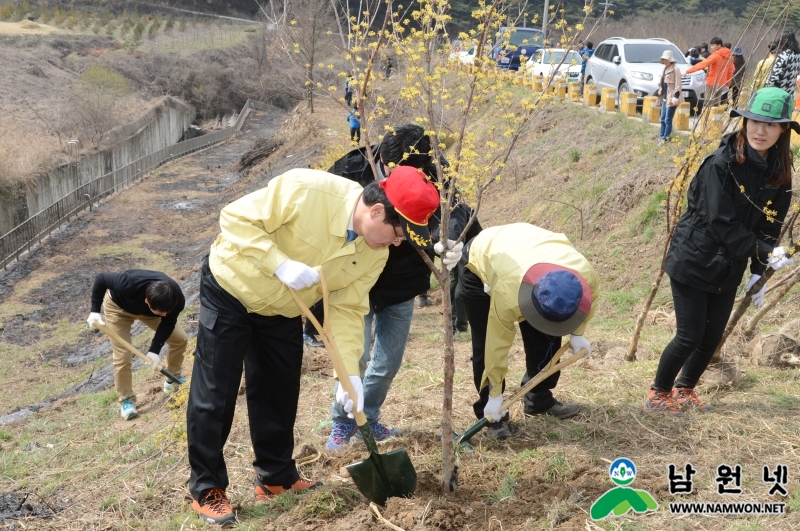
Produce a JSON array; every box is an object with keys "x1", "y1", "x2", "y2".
[
  {"x1": 0, "y1": 21, "x2": 63, "y2": 35},
  {"x1": 0, "y1": 117, "x2": 58, "y2": 189}
]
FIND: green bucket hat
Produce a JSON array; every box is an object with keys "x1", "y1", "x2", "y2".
[{"x1": 730, "y1": 87, "x2": 800, "y2": 133}]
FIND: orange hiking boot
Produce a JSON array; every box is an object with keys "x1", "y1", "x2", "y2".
[
  {"x1": 192, "y1": 488, "x2": 235, "y2": 528},
  {"x1": 254, "y1": 476, "x2": 321, "y2": 501},
  {"x1": 673, "y1": 387, "x2": 715, "y2": 412},
  {"x1": 644, "y1": 389, "x2": 683, "y2": 417}
]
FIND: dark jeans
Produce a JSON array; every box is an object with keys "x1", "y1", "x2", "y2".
[
  {"x1": 459, "y1": 269, "x2": 562, "y2": 419},
  {"x1": 345, "y1": 90, "x2": 353, "y2": 107},
  {"x1": 652, "y1": 278, "x2": 738, "y2": 392},
  {"x1": 449, "y1": 267, "x2": 468, "y2": 332},
  {"x1": 187, "y1": 257, "x2": 304, "y2": 499},
  {"x1": 350, "y1": 126, "x2": 361, "y2": 142}
]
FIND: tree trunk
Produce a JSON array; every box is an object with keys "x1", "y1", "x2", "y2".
[
  {"x1": 439, "y1": 270, "x2": 455, "y2": 495},
  {"x1": 626, "y1": 268, "x2": 666, "y2": 361},
  {"x1": 307, "y1": 66, "x2": 314, "y2": 113}
]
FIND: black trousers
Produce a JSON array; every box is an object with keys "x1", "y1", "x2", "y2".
[
  {"x1": 303, "y1": 300, "x2": 325, "y2": 337},
  {"x1": 449, "y1": 267, "x2": 468, "y2": 333},
  {"x1": 652, "y1": 278, "x2": 737, "y2": 392},
  {"x1": 459, "y1": 268, "x2": 562, "y2": 419},
  {"x1": 188, "y1": 257, "x2": 304, "y2": 499},
  {"x1": 350, "y1": 127, "x2": 361, "y2": 142}
]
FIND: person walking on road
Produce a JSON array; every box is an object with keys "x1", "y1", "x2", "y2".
[
  {"x1": 86, "y1": 270, "x2": 187, "y2": 420},
  {"x1": 385, "y1": 57, "x2": 393, "y2": 79},
  {"x1": 459, "y1": 223, "x2": 599, "y2": 439},
  {"x1": 186, "y1": 167, "x2": 441, "y2": 528},
  {"x1": 685, "y1": 37, "x2": 734, "y2": 109},
  {"x1": 344, "y1": 74, "x2": 354, "y2": 107},
  {"x1": 645, "y1": 87, "x2": 796, "y2": 417},
  {"x1": 764, "y1": 31, "x2": 800, "y2": 96},
  {"x1": 347, "y1": 105, "x2": 361, "y2": 143},
  {"x1": 655, "y1": 50, "x2": 683, "y2": 144}
]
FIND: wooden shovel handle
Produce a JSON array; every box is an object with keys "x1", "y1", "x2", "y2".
[
  {"x1": 91, "y1": 321, "x2": 183, "y2": 384},
  {"x1": 93, "y1": 321, "x2": 157, "y2": 366},
  {"x1": 287, "y1": 269, "x2": 368, "y2": 426},
  {"x1": 499, "y1": 344, "x2": 588, "y2": 414}
]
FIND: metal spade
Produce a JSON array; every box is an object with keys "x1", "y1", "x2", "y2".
[{"x1": 289, "y1": 269, "x2": 417, "y2": 506}]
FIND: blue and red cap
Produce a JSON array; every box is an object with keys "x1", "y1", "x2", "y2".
[{"x1": 517, "y1": 263, "x2": 592, "y2": 336}]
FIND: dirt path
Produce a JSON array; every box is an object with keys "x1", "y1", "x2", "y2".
[{"x1": 0, "y1": 106, "x2": 288, "y2": 422}]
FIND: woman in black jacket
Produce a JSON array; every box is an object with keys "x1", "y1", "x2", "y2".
[{"x1": 646, "y1": 87, "x2": 797, "y2": 416}]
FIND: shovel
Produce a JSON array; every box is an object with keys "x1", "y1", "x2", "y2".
[
  {"x1": 455, "y1": 343, "x2": 588, "y2": 447},
  {"x1": 91, "y1": 321, "x2": 183, "y2": 384},
  {"x1": 288, "y1": 270, "x2": 417, "y2": 506}
]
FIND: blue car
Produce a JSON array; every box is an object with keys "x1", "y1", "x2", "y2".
[{"x1": 491, "y1": 27, "x2": 545, "y2": 70}]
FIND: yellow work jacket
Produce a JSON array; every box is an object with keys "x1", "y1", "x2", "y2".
[
  {"x1": 209, "y1": 169, "x2": 389, "y2": 376},
  {"x1": 465, "y1": 223, "x2": 599, "y2": 395}
]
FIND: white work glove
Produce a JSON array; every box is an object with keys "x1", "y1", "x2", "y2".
[
  {"x1": 335, "y1": 375, "x2": 364, "y2": 419},
  {"x1": 484, "y1": 393, "x2": 508, "y2": 422},
  {"x1": 744, "y1": 274, "x2": 766, "y2": 307},
  {"x1": 86, "y1": 312, "x2": 105, "y2": 328},
  {"x1": 275, "y1": 259, "x2": 320, "y2": 290},
  {"x1": 483, "y1": 283, "x2": 492, "y2": 293},
  {"x1": 569, "y1": 334, "x2": 592, "y2": 358},
  {"x1": 768, "y1": 247, "x2": 795, "y2": 271},
  {"x1": 434, "y1": 240, "x2": 464, "y2": 271},
  {"x1": 146, "y1": 352, "x2": 160, "y2": 370}
]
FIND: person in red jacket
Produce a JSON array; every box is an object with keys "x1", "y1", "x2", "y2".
[{"x1": 686, "y1": 37, "x2": 735, "y2": 109}]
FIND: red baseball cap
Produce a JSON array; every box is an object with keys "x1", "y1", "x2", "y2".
[{"x1": 379, "y1": 166, "x2": 440, "y2": 248}]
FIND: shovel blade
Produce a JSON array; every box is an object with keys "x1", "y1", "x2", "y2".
[{"x1": 346, "y1": 448, "x2": 417, "y2": 505}]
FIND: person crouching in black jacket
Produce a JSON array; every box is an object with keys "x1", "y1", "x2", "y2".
[{"x1": 646, "y1": 87, "x2": 796, "y2": 416}]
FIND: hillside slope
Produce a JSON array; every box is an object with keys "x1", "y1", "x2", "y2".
[{"x1": 1, "y1": 90, "x2": 800, "y2": 530}]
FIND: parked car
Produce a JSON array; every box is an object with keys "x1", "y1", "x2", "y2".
[
  {"x1": 450, "y1": 41, "x2": 476, "y2": 64},
  {"x1": 524, "y1": 48, "x2": 582, "y2": 83},
  {"x1": 491, "y1": 27, "x2": 545, "y2": 70},
  {"x1": 584, "y1": 37, "x2": 715, "y2": 108}
]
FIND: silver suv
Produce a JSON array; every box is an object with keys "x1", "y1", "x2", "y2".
[{"x1": 585, "y1": 37, "x2": 705, "y2": 107}]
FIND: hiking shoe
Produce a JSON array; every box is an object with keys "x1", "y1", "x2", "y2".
[
  {"x1": 325, "y1": 421, "x2": 357, "y2": 451},
  {"x1": 254, "y1": 476, "x2": 321, "y2": 501},
  {"x1": 192, "y1": 488, "x2": 235, "y2": 528},
  {"x1": 487, "y1": 420, "x2": 519, "y2": 440},
  {"x1": 644, "y1": 389, "x2": 683, "y2": 417},
  {"x1": 417, "y1": 294, "x2": 433, "y2": 308},
  {"x1": 673, "y1": 387, "x2": 715, "y2": 412},
  {"x1": 120, "y1": 398, "x2": 137, "y2": 420},
  {"x1": 355, "y1": 419, "x2": 402, "y2": 442},
  {"x1": 163, "y1": 376, "x2": 187, "y2": 394},
  {"x1": 525, "y1": 400, "x2": 581, "y2": 420},
  {"x1": 303, "y1": 334, "x2": 325, "y2": 349}
]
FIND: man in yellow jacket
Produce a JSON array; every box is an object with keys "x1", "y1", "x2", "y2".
[
  {"x1": 459, "y1": 223, "x2": 599, "y2": 439},
  {"x1": 187, "y1": 166, "x2": 439, "y2": 527}
]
